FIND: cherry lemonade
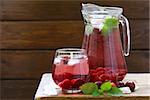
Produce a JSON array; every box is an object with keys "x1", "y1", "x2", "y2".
[
  {"x1": 82, "y1": 27, "x2": 127, "y2": 83},
  {"x1": 52, "y1": 4, "x2": 131, "y2": 93},
  {"x1": 52, "y1": 49, "x2": 89, "y2": 93},
  {"x1": 81, "y1": 4, "x2": 131, "y2": 83}
]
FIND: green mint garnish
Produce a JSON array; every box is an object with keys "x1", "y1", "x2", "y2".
[
  {"x1": 102, "y1": 17, "x2": 119, "y2": 35},
  {"x1": 100, "y1": 82, "x2": 112, "y2": 92},
  {"x1": 80, "y1": 81, "x2": 124, "y2": 96},
  {"x1": 92, "y1": 90, "x2": 100, "y2": 96},
  {"x1": 80, "y1": 82, "x2": 98, "y2": 95},
  {"x1": 98, "y1": 89, "x2": 104, "y2": 95},
  {"x1": 107, "y1": 87, "x2": 123, "y2": 96}
]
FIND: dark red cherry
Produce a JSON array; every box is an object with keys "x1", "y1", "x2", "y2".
[
  {"x1": 116, "y1": 81, "x2": 125, "y2": 88},
  {"x1": 125, "y1": 81, "x2": 135, "y2": 92},
  {"x1": 71, "y1": 78, "x2": 84, "y2": 88},
  {"x1": 58, "y1": 79, "x2": 72, "y2": 89},
  {"x1": 100, "y1": 74, "x2": 110, "y2": 82},
  {"x1": 63, "y1": 72, "x2": 73, "y2": 80}
]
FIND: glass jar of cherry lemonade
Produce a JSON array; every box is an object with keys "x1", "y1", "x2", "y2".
[{"x1": 52, "y1": 48, "x2": 89, "y2": 93}]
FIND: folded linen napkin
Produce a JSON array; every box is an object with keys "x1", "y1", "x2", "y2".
[{"x1": 34, "y1": 74, "x2": 61, "y2": 99}]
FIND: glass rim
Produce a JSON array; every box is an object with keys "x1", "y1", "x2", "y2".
[
  {"x1": 81, "y1": 3, "x2": 123, "y2": 18},
  {"x1": 56, "y1": 48, "x2": 86, "y2": 54},
  {"x1": 82, "y1": 3, "x2": 123, "y2": 14}
]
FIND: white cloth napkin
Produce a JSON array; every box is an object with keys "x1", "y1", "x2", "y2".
[
  {"x1": 43, "y1": 82, "x2": 62, "y2": 96},
  {"x1": 34, "y1": 74, "x2": 61, "y2": 99}
]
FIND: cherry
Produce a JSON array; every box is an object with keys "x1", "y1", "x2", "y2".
[
  {"x1": 96, "y1": 67, "x2": 105, "y2": 72},
  {"x1": 125, "y1": 81, "x2": 135, "y2": 92},
  {"x1": 89, "y1": 69, "x2": 96, "y2": 74},
  {"x1": 119, "y1": 69, "x2": 126, "y2": 74},
  {"x1": 116, "y1": 81, "x2": 125, "y2": 88},
  {"x1": 90, "y1": 72, "x2": 97, "y2": 77},
  {"x1": 71, "y1": 78, "x2": 84, "y2": 88},
  {"x1": 95, "y1": 81, "x2": 102, "y2": 88},
  {"x1": 90, "y1": 73, "x2": 100, "y2": 82},
  {"x1": 105, "y1": 67, "x2": 112, "y2": 71},
  {"x1": 118, "y1": 71, "x2": 126, "y2": 76},
  {"x1": 100, "y1": 74, "x2": 110, "y2": 82},
  {"x1": 96, "y1": 70, "x2": 105, "y2": 76},
  {"x1": 117, "y1": 75, "x2": 125, "y2": 81},
  {"x1": 110, "y1": 73, "x2": 117, "y2": 82},
  {"x1": 58, "y1": 79, "x2": 72, "y2": 89},
  {"x1": 54, "y1": 74, "x2": 64, "y2": 82},
  {"x1": 63, "y1": 72, "x2": 73, "y2": 80}
]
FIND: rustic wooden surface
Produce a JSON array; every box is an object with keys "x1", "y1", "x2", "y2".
[
  {"x1": 38, "y1": 96, "x2": 149, "y2": 100},
  {"x1": 0, "y1": 0, "x2": 149, "y2": 100},
  {"x1": 35, "y1": 73, "x2": 150, "y2": 100}
]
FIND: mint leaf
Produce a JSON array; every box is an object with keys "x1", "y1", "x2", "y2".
[
  {"x1": 98, "y1": 89, "x2": 104, "y2": 95},
  {"x1": 102, "y1": 17, "x2": 119, "y2": 35},
  {"x1": 100, "y1": 82, "x2": 112, "y2": 92},
  {"x1": 104, "y1": 17, "x2": 119, "y2": 27},
  {"x1": 92, "y1": 90, "x2": 100, "y2": 96},
  {"x1": 101, "y1": 25, "x2": 109, "y2": 35},
  {"x1": 107, "y1": 87, "x2": 123, "y2": 96},
  {"x1": 80, "y1": 82, "x2": 98, "y2": 95}
]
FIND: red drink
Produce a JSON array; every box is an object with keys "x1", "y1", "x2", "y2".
[
  {"x1": 52, "y1": 48, "x2": 89, "y2": 93},
  {"x1": 81, "y1": 4, "x2": 130, "y2": 83},
  {"x1": 82, "y1": 27, "x2": 127, "y2": 83}
]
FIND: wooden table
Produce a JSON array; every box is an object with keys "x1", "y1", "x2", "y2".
[{"x1": 35, "y1": 73, "x2": 150, "y2": 100}]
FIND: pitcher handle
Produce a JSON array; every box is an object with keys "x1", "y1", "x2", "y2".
[{"x1": 119, "y1": 15, "x2": 130, "y2": 56}]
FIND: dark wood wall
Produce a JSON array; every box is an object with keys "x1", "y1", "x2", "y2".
[{"x1": 0, "y1": 0, "x2": 149, "y2": 100}]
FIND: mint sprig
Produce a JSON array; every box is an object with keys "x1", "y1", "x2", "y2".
[
  {"x1": 80, "y1": 82, "x2": 98, "y2": 95},
  {"x1": 80, "y1": 81, "x2": 123, "y2": 96},
  {"x1": 92, "y1": 90, "x2": 100, "y2": 96},
  {"x1": 107, "y1": 87, "x2": 123, "y2": 96},
  {"x1": 100, "y1": 82, "x2": 112, "y2": 92},
  {"x1": 98, "y1": 89, "x2": 104, "y2": 95},
  {"x1": 102, "y1": 17, "x2": 119, "y2": 35}
]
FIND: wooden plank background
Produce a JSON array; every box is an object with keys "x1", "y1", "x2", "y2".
[
  {"x1": 0, "y1": 20, "x2": 149, "y2": 50},
  {"x1": 0, "y1": 0, "x2": 149, "y2": 100},
  {"x1": 1, "y1": 0, "x2": 149, "y2": 20}
]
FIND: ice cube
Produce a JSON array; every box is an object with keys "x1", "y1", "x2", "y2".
[
  {"x1": 119, "y1": 87, "x2": 131, "y2": 94},
  {"x1": 91, "y1": 19, "x2": 104, "y2": 30},
  {"x1": 54, "y1": 58, "x2": 61, "y2": 64},
  {"x1": 68, "y1": 59, "x2": 80, "y2": 66}
]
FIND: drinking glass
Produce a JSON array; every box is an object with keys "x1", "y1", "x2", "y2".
[{"x1": 52, "y1": 48, "x2": 89, "y2": 93}]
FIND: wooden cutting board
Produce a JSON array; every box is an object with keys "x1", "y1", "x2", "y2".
[{"x1": 34, "y1": 73, "x2": 150, "y2": 100}]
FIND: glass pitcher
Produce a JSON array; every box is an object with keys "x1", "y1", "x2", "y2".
[{"x1": 81, "y1": 4, "x2": 130, "y2": 83}]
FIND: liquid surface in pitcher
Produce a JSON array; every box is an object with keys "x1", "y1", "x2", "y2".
[{"x1": 82, "y1": 27, "x2": 127, "y2": 82}]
